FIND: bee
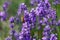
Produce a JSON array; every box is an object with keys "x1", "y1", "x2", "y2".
[{"x1": 21, "y1": 15, "x2": 25, "y2": 23}]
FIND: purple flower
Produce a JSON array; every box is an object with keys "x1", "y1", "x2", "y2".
[
  {"x1": 56, "y1": 19, "x2": 60, "y2": 26},
  {"x1": 9, "y1": 23, "x2": 14, "y2": 28},
  {"x1": 5, "y1": 36, "x2": 12, "y2": 40},
  {"x1": 15, "y1": 17, "x2": 20, "y2": 24},
  {"x1": 33, "y1": 38, "x2": 36, "y2": 40},
  {"x1": 44, "y1": 0, "x2": 49, "y2": 3},
  {"x1": 17, "y1": 3, "x2": 27, "y2": 15},
  {"x1": 9, "y1": 16, "x2": 14, "y2": 23},
  {"x1": 5, "y1": 0, "x2": 59, "y2": 40},
  {"x1": 0, "y1": 11, "x2": 5, "y2": 17},
  {"x1": 9, "y1": 30, "x2": 16, "y2": 35},
  {"x1": 44, "y1": 25, "x2": 51, "y2": 32},
  {"x1": 19, "y1": 22, "x2": 31, "y2": 40},
  {"x1": 30, "y1": 8, "x2": 36, "y2": 28},
  {"x1": 30, "y1": 0, "x2": 35, "y2": 6},
  {"x1": 44, "y1": 2, "x2": 51, "y2": 9},
  {"x1": 42, "y1": 25, "x2": 51, "y2": 40},
  {"x1": 53, "y1": 0, "x2": 60, "y2": 5},
  {"x1": 24, "y1": 10, "x2": 31, "y2": 23},
  {"x1": 0, "y1": 11, "x2": 7, "y2": 21},
  {"x1": 50, "y1": 33, "x2": 57, "y2": 40},
  {"x1": 42, "y1": 36, "x2": 48, "y2": 40},
  {"x1": 14, "y1": 32, "x2": 19, "y2": 38},
  {"x1": 3, "y1": 2, "x2": 10, "y2": 11},
  {"x1": 30, "y1": 0, "x2": 42, "y2": 6}
]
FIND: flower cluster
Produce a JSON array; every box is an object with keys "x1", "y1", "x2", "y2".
[
  {"x1": 0, "y1": 11, "x2": 7, "y2": 21},
  {"x1": 0, "y1": 2, "x2": 10, "y2": 21},
  {"x1": 2, "y1": 0, "x2": 60, "y2": 40},
  {"x1": 53, "y1": 0, "x2": 60, "y2": 5}
]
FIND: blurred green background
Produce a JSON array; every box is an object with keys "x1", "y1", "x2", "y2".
[{"x1": 0, "y1": 0, "x2": 60, "y2": 40}]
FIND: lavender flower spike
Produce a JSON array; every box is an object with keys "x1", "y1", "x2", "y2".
[
  {"x1": 50, "y1": 33, "x2": 57, "y2": 40},
  {"x1": 9, "y1": 16, "x2": 14, "y2": 23},
  {"x1": 5, "y1": 36, "x2": 12, "y2": 40}
]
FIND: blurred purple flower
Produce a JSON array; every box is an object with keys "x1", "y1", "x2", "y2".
[
  {"x1": 5, "y1": 36, "x2": 12, "y2": 40},
  {"x1": 30, "y1": 0, "x2": 42, "y2": 6},
  {"x1": 3, "y1": 2, "x2": 10, "y2": 11},
  {"x1": 50, "y1": 33, "x2": 57, "y2": 40},
  {"x1": 42, "y1": 25, "x2": 51, "y2": 40},
  {"x1": 9, "y1": 16, "x2": 14, "y2": 23},
  {"x1": 57, "y1": 19, "x2": 60, "y2": 26},
  {"x1": 9, "y1": 23, "x2": 14, "y2": 29},
  {"x1": 0, "y1": 11, "x2": 7, "y2": 21},
  {"x1": 53, "y1": 0, "x2": 60, "y2": 5},
  {"x1": 17, "y1": 3, "x2": 27, "y2": 16},
  {"x1": 42, "y1": 36, "x2": 48, "y2": 40},
  {"x1": 19, "y1": 22, "x2": 31, "y2": 40}
]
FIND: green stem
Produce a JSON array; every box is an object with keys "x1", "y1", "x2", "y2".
[{"x1": 55, "y1": 4, "x2": 60, "y2": 40}]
